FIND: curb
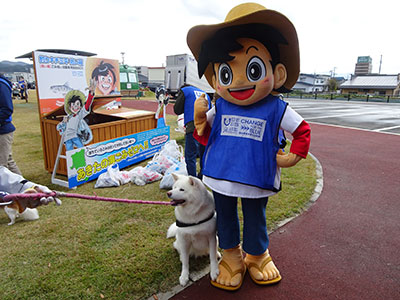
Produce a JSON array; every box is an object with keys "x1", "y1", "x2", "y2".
[
  {"x1": 273, "y1": 152, "x2": 323, "y2": 230},
  {"x1": 149, "y1": 153, "x2": 324, "y2": 300}
]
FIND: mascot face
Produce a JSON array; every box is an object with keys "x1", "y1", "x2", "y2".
[{"x1": 212, "y1": 38, "x2": 287, "y2": 106}]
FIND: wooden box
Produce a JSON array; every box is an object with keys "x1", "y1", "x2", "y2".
[{"x1": 41, "y1": 100, "x2": 156, "y2": 175}]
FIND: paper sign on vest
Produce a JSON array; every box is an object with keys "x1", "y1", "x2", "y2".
[{"x1": 221, "y1": 115, "x2": 266, "y2": 142}]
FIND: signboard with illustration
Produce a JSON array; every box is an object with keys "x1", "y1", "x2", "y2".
[
  {"x1": 34, "y1": 51, "x2": 120, "y2": 116},
  {"x1": 66, "y1": 126, "x2": 170, "y2": 188}
]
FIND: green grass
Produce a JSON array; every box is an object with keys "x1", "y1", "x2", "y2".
[{"x1": 0, "y1": 91, "x2": 316, "y2": 299}]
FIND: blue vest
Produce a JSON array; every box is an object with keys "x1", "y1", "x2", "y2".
[
  {"x1": 182, "y1": 86, "x2": 211, "y2": 125},
  {"x1": 0, "y1": 78, "x2": 12, "y2": 123},
  {"x1": 18, "y1": 80, "x2": 26, "y2": 89},
  {"x1": 202, "y1": 95, "x2": 287, "y2": 190}
]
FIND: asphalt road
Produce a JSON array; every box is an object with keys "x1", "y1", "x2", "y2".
[
  {"x1": 122, "y1": 97, "x2": 400, "y2": 135},
  {"x1": 286, "y1": 98, "x2": 400, "y2": 135}
]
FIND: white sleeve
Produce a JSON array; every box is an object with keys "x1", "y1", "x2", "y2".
[
  {"x1": 0, "y1": 166, "x2": 34, "y2": 194},
  {"x1": 206, "y1": 106, "x2": 216, "y2": 127},
  {"x1": 281, "y1": 105, "x2": 304, "y2": 134}
]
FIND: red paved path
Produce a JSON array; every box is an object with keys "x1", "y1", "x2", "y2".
[{"x1": 169, "y1": 123, "x2": 400, "y2": 300}]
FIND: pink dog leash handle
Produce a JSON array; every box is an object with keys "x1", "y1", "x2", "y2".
[
  {"x1": 0, "y1": 191, "x2": 13, "y2": 206},
  {"x1": 3, "y1": 191, "x2": 172, "y2": 206}
]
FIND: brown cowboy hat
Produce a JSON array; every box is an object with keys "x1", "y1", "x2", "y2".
[{"x1": 187, "y1": 2, "x2": 300, "y2": 90}]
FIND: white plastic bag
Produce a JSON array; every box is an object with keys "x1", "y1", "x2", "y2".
[
  {"x1": 159, "y1": 161, "x2": 187, "y2": 189},
  {"x1": 175, "y1": 114, "x2": 185, "y2": 133},
  {"x1": 95, "y1": 164, "x2": 122, "y2": 188},
  {"x1": 146, "y1": 140, "x2": 184, "y2": 175},
  {"x1": 159, "y1": 140, "x2": 184, "y2": 162},
  {"x1": 147, "y1": 153, "x2": 179, "y2": 175},
  {"x1": 129, "y1": 166, "x2": 163, "y2": 186}
]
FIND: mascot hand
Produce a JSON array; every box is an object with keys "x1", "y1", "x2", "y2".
[
  {"x1": 194, "y1": 94, "x2": 208, "y2": 136},
  {"x1": 276, "y1": 152, "x2": 302, "y2": 168}
]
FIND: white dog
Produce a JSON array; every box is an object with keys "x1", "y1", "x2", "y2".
[
  {"x1": 167, "y1": 173, "x2": 220, "y2": 286},
  {"x1": 3, "y1": 205, "x2": 39, "y2": 226}
]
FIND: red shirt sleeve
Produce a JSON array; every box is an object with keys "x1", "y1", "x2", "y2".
[
  {"x1": 193, "y1": 124, "x2": 211, "y2": 146},
  {"x1": 289, "y1": 120, "x2": 311, "y2": 159},
  {"x1": 84, "y1": 92, "x2": 94, "y2": 111}
]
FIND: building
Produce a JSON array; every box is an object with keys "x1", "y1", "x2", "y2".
[
  {"x1": 292, "y1": 73, "x2": 330, "y2": 93},
  {"x1": 135, "y1": 66, "x2": 165, "y2": 91},
  {"x1": 355, "y1": 56, "x2": 373, "y2": 75},
  {"x1": 340, "y1": 74, "x2": 400, "y2": 96}
]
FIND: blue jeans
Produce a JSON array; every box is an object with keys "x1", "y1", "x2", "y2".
[
  {"x1": 65, "y1": 137, "x2": 84, "y2": 151},
  {"x1": 185, "y1": 133, "x2": 205, "y2": 177},
  {"x1": 213, "y1": 191, "x2": 269, "y2": 255}
]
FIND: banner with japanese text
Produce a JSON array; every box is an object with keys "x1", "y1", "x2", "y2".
[
  {"x1": 33, "y1": 51, "x2": 120, "y2": 116},
  {"x1": 66, "y1": 126, "x2": 170, "y2": 188}
]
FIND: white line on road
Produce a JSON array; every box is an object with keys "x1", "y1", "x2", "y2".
[
  {"x1": 305, "y1": 112, "x2": 370, "y2": 120},
  {"x1": 309, "y1": 121, "x2": 400, "y2": 136},
  {"x1": 293, "y1": 106, "x2": 353, "y2": 111},
  {"x1": 374, "y1": 125, "x2": 400, "y2": 132}
]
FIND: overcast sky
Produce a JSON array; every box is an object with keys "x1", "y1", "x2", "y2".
[{"x1": 1, "y1": 0, "x2": 399, "y2": 78}]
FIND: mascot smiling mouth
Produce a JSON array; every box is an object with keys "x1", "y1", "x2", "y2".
[{"x1": 229, "y1": 86, "x2": 255, "y2": 100}]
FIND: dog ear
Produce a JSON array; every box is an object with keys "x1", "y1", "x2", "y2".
[
  {"x1": 172, "y1": 173, "x2": 180, "y2": 182},
  {"x1": 188, "y1": 176, "x2": 198, "y2": 187}
]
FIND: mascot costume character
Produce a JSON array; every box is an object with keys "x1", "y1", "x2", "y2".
[{"x1": 188, "y1": 3, "x2": 311, "y2": 290}]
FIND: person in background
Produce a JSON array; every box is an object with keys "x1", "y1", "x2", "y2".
[
  {"x1": 18, "y1": 76, "x2": 28, "y2": 102},
  {"x1": 0, "y1": 73, "x2": 21, "y2": 175},
  {"x1": 174, "y1": 84, "x2": 211, "y2": 178}
]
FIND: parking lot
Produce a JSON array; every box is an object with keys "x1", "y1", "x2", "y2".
[{"x1": 286, "y1": 98, "x2": 400, "y2": 135}]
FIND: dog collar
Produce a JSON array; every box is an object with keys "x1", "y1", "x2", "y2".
[{"x1": 176, "y1": 212, "x2": 215, "y2": 228}]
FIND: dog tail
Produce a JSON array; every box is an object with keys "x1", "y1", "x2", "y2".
[
  {"x1": 20, "y1": 208, "x2": 40, "y2": 221},
  {"x1": 167, "y1": 223, "x2": 177, "y2": 238}
]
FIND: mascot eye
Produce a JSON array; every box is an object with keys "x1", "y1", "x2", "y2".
[
  {"x1": 218, "y1": 63, "x2": 233, "y2": 86},
  {"x1": 247, "y1": 57, "x2": 266, "y2": 82}
]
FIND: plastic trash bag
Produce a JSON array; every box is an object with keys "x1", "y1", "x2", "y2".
[
  {"x1": 129, "y1": 166, "x2": 163, "y2": 186},
  {"x1": 94, "y1": 164, "x2": 131, "y2": 188},
  {"x1": 146, "y1": 140, "x2": 184, "y2": 175},
  {"x1": 95, "y1": 164, "x2": 122, "y2": 188},
  {"x1": 175, "y1": 114, "x2": 185, "y2": 133},
  {"x1": 159, "y1": 161, "x2": 187, "y2": 189},
  {"x1": 159, "y1": 140, "x2": 184, "y2": 162},
  {"x1": 147, "y1": 154, "x2": 179, "y2": 175}
]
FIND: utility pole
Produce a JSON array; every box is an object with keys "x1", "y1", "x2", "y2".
[
  {"x1": 379, "y1": 55, "x2": 382, "y2": 74},
  {"x1": 121, "y1": 52, "x2": 125, "y2": 65}
]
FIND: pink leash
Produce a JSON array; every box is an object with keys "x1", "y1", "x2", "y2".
[{"x1": 3, "y1": 191, "x2": 172, "y2": 206}]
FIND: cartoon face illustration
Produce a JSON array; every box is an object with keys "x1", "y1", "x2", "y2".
[
  {"x1": 97, "y1": 71, "x2": 115, "y2": 95},
  {"x1": 212, "y1": 38, "x2": 286, "y2": 106},
  {"x1": 91, "y1": 61, "x2": 117, "y2": 95},
  {"x1": 68, "y1": 96, "x2": 83, "y2": 114}
]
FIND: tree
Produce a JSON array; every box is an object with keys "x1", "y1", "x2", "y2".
[{"x1": 327, "y1": 78, "x2": 338, "y2": 92}]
